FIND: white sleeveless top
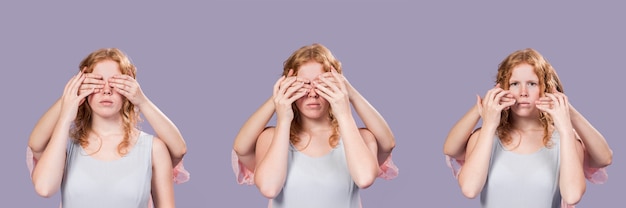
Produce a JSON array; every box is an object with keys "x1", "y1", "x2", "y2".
[
  {"x1": 271, "y1": 139, "x2": 361, "y2": 208},
  {"x1": 481, "y1": 131, "x2": 561, "y2": 208},
  {"x1": 61, "y1": 131, "x2": 153, "y2": 208}
]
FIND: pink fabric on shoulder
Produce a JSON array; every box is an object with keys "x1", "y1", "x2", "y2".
[
  {"x1": 231, "y1": 149, "x2": 255, "y2": 185},
  {"x1": 445, "y1": 155, "x2": 464, "y2": 179},
  {"x1": 26, "y1": 147, "x2": 36, "y2": 176},
  {"x1": 173, "y1": 159, "x2": 190, "y2": 184},
  {"x1": 378, "y1": 154, "x2": 399, "y2": 180}
]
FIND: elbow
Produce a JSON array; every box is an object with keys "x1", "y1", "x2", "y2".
[
  {"x1": 33, "y1": 183, "x2": 57, "y2": 198},
  {"x1": 376, "y1": 136, "x2": 396, "y2": 154},
  {"x1": 354, "y1": 177, "x2": 376, "y2": 189},
  {"x1": 458, "y1": 178, "x2": 481, "y2": 199},
  {"x1": 460, "y1": 186, "x2": 480, "y2": 199},
  {"x1": 562, "y1": 190, "x2": 585, "y2": 206},
  {"x1": 354, "y1": 172, "x2": 377, "y2": 189},
  {"x1": 175, "y1": 146, "x2": 187, "y2": 160},
  {"x1": 600, "y1": 150, "x2": 613, "y2": 167},
  {"x1": 562, "y1": 183, "x2": 586, "y2": 206},
  {"x1": 256, "y1": 184, "x2": 282, "y2": 199}
]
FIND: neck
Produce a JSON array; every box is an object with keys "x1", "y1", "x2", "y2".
[
  {"x1": 300, "y1": 116, "x2": 333, "y2": 134},
  {"x1": 90, "y1": 115, "x2": 126, "y2": 137},
  {"x1": 510, "y1": 114, "x2": 543, "y2": 132}
]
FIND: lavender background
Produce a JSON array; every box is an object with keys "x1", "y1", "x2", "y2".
[{"x1": 1, "y1": 1, "x2": 623, "y2": 207}]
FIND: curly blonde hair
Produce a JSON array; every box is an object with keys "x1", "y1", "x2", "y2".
[
  {"x1": 495, "y1": 48, "x2": 564, "y2": 147},
  {"x1": 282, "y1": 43, "x2": 342, "y2": 148},
  {"x1": 70, "y1": 48, "x2": 140, "y2": 156}
]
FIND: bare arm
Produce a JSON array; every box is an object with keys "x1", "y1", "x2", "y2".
[
  {"x1": 320, "y1": 69, "x2": 378, "y2": 188},
  {"x1": 569, "y1": 104, "x2": 612, "y2": 168},
  {"x1": 151, "y1": 137, "x2": 175, "y2": 208},
  {"x1": 29, "y1": 74, "x2": 105, "y2": 160},
  {"x1": 109, "y1": 75, "x2": 187, "y2": 167},
  {"x1": 538, "y1": 92, "x2": 586, "y2": 205},
  {"x1": 254, "y1": 73, "x2": 305, "y2": 198},
  {"x1": 233, "y1": 97, "x2": 275, "y2": 172},
  {"x1": 457, "y1": 86, "x2": 513, "y2": 198},
  {"x1": 343, "y1": 77, "x2": 395, "y2": 165},
  {"x1": 443, "y1": 97, "x2": 481, "y2": 160},
  {"x1": 137, "y1": 99, "x2": 186, "y2": 167},
  {"x1": 32, "y1": 72, "x2": 92, "y2": 197},
  {"x1": 28, "y1": 98, "x2": 62, "y2": 161}
]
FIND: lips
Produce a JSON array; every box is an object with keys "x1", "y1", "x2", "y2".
[
  {"x1": 100, "y1": 100, "x2": 114, "y2": 105},
  {"x1": 516, "y1": 101, "x2": 531, "y2": 107}
]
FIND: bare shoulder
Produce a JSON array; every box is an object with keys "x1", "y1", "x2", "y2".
[
  {"x1": 151, "y1": 136, "x2": 170, "y2": 159},
  {"x1": 257, "y1": 126, "x2": 276, "y2": 144},
  {"x1": 358, "y1": 128, "x2": 376, "y2": 143},
  {"x1": 466, "y1": 128, "x2": 483, "y2": 150}
]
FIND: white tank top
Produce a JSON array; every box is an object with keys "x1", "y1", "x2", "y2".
[
  {"x1": 61, "y1": 131, "x2": 153, "y2": 208},
  {"x1": 481, "y1": 131, "x2": 561, "y2": 208}
]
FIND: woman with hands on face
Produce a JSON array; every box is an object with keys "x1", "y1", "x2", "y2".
[
  {"x1": 232, "y1": 43, "x2": 397, "y2": 208},
  {"x1": 28, "y1": 48, "x2": 184, "y2": 208},
  {"x1": 453, "y1": 48, "x2": 605, "y2": 208}
]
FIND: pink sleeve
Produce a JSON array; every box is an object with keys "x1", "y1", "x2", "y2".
[
  {"x1": 231, "y1": 149, "x2": 255, "y2": 185},
  {"x1": 445, "y1": 155, "x2": 464, "y2": 179},
  {"x1": 377, "y1": 154, "x2": 399, "y2": 180},
  {"x1": 583, "y1": 165, "x2": 608, "y2": 184},
  {"x1": 172, "y1": 159, "x2": 190, "y2": 184},
  {"x1": 26, "y1": 147, "x2": 37, "y2": 177}
]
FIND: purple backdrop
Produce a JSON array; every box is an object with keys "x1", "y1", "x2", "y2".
[{"x1": 2, "y1": 1, "x2": 623, "y2": 207}]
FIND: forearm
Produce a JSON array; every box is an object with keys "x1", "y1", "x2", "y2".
[
  {"x1": 138, "y1": 99, "x2": 186, "y2": 166},
  {"x1": 254, "y1": 122, "x2": 290, "y2": 198},
  {"x1": 233, "y1": 97, "x2": 275, "y2": 170},
  {"x1": 457, "y1": 127, "x2": 495, "y2": 199},
  {"x1": 336, "y1": 113, "x2": 378, "y2": 189},
  {"x1": 28, "y1": 98, "x2": 62, "y2": 160},
  {"x1": 558, "y1": 128, "x2": 586, "y2": 205},
  {"x1": 348, "y1": 88, "x2": 395, "y2": 162},
  {"x1": 570, "y1": 106, "x2": 612, "y2": 167},
  {"x1": 443, "y1": 104, "x2": 480, "y2": 159},
  {"x1": 32, "y1": 118, "x2": 71, "y2": 198},
  {"x1": 151, "y1": 139, "x2": 175, "y2": 208}
]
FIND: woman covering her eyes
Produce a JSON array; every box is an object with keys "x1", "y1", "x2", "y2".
[
  {"x1": 232, "y1": 43, "x2": 398, "y2": 208},
  {"x1": 28, "y1": 48, "x2": 189, "y2": 208}
]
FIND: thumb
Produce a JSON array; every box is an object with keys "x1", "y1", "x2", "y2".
[{"x1": 287, "y1": 69, "x2": 294, "y2": 77}]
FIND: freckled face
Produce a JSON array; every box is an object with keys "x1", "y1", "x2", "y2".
[
  {"x1": 508, "y1": 63, "x2": 541, "y2": 117},
  {"x1": 87, "y1": 60, "x2": 124, "y2": 118},
  {"x1": 294, "y1": 61, "x2": 330, "y2": 119}
]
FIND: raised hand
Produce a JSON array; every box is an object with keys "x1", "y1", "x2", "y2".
[
  {"x1": 79, "y1": 72, "x2": 105, "y2": 96},
  {"x1": 272, "y1": 69, "x2": 309, "y2": 121},
  {"x1": 536, "y1": 87, "x2": 571, "y2": 129},
  {"x1": 60, "y1": 72, "x2": 94, "y2": 122},
  {"x1": 108, "y1": 75, "x2": 148, "y2": 108},
  {"x1": 314, "y1": 68, "x2": 351, "y2": 116},
  {"x1": 478, "y1": 84, "x2": 516, "y2": 127}
]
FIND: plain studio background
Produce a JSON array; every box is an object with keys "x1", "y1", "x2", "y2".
[{"x1": 1, "y1": 1, "x2": 623, "y2": 207}]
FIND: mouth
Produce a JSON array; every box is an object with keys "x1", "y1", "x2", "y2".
[
  {"x1": 516, "y1": 101, "x2": 531, "y2": 107},
  {"x1": 100, "y1": 100, "x2": 113, "y2": 105},
  {"x1": 306, "y1": 103, "x2": 321, "y2": 108}
]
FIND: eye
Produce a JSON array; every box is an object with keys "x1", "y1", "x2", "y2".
[
  {"x1": 529, "y1": 82, "x2": 538, "y2": 86},
  {"x1": 510, "y1": 82, "x2": 519, "y2": 87}
]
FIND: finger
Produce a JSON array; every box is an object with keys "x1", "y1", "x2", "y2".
[
  {"x1": 476, "y1": 94, "x2": 484, "y2": 116},
  {"x1": 69, "y1": 72, "x2": 86, "y2": 95},
  {"x1": 317, "y1": 73, "x2": 341, "y2": 93},
  {"x1": 83, "y1": 73, "x2": 104, "y2": 80},
  {"x1": 78, "y1": 87, "x2": 95, "y2": 100},
  {"x1": 279, "y1": 76, "x2": 299, "y2": 96},
  {"x1": 273, "y1": 75, "x2": 287, "y2": 97}
]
